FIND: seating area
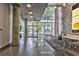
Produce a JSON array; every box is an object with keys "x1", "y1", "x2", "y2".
[
  {"x1": 44, "y1": 33, "x2": 79, "y2": 55},
  {"x1": 62, "y1": 33, "x2": 79, "y2": 49}
]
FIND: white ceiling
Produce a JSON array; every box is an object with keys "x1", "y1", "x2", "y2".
[{"x1": 20, "y1": 3, "x2": 48, "y2": 20}]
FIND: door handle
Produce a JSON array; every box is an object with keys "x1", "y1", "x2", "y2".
[{"x1": 0, "y1": 28, "x2": 2, "y2": 31}]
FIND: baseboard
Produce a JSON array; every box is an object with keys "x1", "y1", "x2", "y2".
[{"x1": 0, "y1": 43, "x2": 12, "y2": 51}]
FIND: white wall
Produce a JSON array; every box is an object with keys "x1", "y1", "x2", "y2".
[
  {"x1": 8, "y1": 4, "x2": 13, "y2": 44},
  {"x1": 0, "y1": 4, "x2": 11, "y2": 48}
]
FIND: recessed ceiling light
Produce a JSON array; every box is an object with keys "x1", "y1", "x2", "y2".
[
  {"x1": 29, "y1": 12, "x2": 32, "y2": 14},
  {"x1": 30, "y1": 16, "x2": 33, "y2": 18},
  {"x1": 54, "y1": 6, "x2": 56, "y2": 9},
  {"x1": 27, "y1": 4, "x2": 31, "y2": 8},
  {"x1": 58, "y1": 7, "x2": 62, "y2": 9},
  {"x1": 63, "y1": 3, "x2": 66, "y2": 7}
]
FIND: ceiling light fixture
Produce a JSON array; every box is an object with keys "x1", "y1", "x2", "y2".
[
  {"x1": 63, "y1": 3, "x2": 66, "y2": 7},
  {"x1": 58, "y1": 7, "x2": 62, "y2": 9},
  {"x1": 30, "y1": 16, "x2": 33, "y2": 18},
  {"x1": 27, "y1": 4, "x2": 31, "y2": 8},
  {"x1": 29, "y1": 12, "x2": 32, "y2": 14},
  {"x1": 54, "y1": 6, "x2": 56, "y2": 9}
]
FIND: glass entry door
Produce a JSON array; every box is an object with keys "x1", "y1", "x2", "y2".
[{"x1": 27, "y1": 20, "x2": 38, "y2": 37}]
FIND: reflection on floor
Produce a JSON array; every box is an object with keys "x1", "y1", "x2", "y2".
[
  {"x1": 0, "y1": 37, "x2": 55, "y2": 56},
  {"x1": 0, "y1": 36, "x2": 72, "y2": 56}
]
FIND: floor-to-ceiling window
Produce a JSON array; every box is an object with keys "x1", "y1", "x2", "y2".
[
  {"x1": 27, "y1": 20, "x2": 39, "y2": 37},
  {"x1": 40, "y1": 6, "x2": 56, "y2": 37},
  {"x1": 26, "y1": 5, "x2": 63, "y2": 46},
  {"x1": 39, "y1": 5, "x2": 63, "y2": 39}
]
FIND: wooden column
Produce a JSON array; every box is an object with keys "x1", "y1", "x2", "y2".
[{"x1": 12, "y1": 4, "x2": 20, "y2": 46}]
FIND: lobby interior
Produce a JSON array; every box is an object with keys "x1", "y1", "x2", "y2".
[{"x1": 0, "y1": 3, "x2": 79, "y2": 56}]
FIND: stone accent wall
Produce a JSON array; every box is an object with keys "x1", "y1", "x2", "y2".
[{"x1": 63, "y1": 4, "x2": 73, "y2": 33}]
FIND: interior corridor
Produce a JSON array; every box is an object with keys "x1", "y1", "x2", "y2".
[
  {"x1": 0, "y1": 3, "x2": 79, "y2": 56},
  {"x1": 0, "y1": 36, "x2": 71, "y2": 56},
  {"x1": 0, "y1": 37, "x2": 54, "y2": 56}
]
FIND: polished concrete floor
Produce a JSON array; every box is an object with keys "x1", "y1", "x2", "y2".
[
  {"x1": 0, "y1": 37, "x2": 56, "y2": 56},
  {"x1": 0, "y1": 36, "x2": 74, "y2": 56}
]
